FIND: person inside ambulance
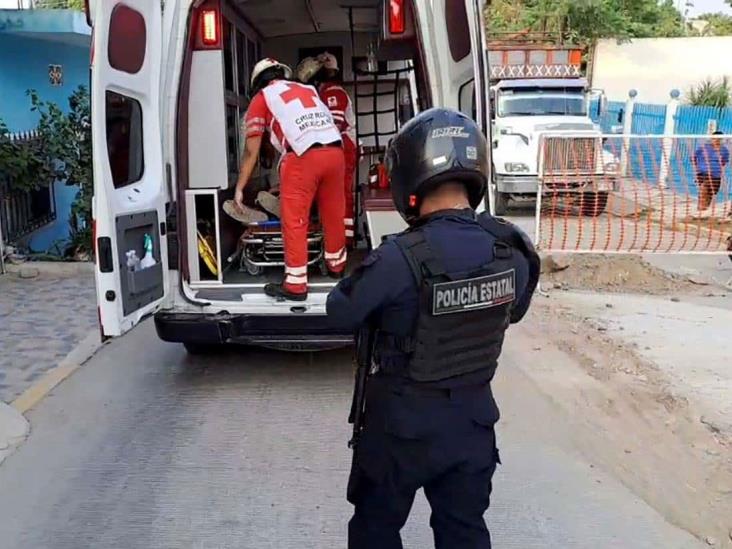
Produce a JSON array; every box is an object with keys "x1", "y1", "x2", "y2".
[
  {"x1": 235, "y1": 58, "x2": 347, "y2": 301},
  {"x1": 296, "y1": 53, "x2": 359, "y2": 247}
]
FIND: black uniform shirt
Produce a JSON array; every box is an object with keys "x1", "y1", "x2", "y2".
[{"x1": 327, "y1": 209, "x2": 533, "y2": 391}]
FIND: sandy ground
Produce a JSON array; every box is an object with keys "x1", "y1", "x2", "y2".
[{"x1": 528, "y1": 253, "x2": 732, "y2": 546}]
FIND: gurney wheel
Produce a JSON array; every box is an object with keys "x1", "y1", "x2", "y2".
[{"x1": 244, "y1": 259, "x2": 263, "y2": 276}]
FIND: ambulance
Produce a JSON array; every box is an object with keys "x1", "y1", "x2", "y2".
[{"x1": 86, "y1": 0, "x2": 491, "y2": 352}]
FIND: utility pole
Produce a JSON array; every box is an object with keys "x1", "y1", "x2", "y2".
[{"x1": 681, "y1": 0, "x2": 694, "y2": 33}]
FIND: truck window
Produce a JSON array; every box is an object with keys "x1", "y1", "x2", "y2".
[
  {"x1": 498, "y1": 91, "x2": 587, "y2": 117},
  {"x1": 445, "y1": 0, "x2": 471, "y2": 62},
  {"x1": 105, "y1": 91, "x2": 144, "y2": 189}
]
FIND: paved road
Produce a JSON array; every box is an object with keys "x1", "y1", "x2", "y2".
[{"x1": 0, "y1": 323, "x2": 704, "y2": 548}]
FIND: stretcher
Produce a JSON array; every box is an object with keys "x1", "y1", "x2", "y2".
[{"x1": 226, "y1": 220, "x2": 327, "y2": 277}]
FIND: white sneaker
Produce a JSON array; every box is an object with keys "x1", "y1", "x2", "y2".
[
  {"x1": 223, "y1": 200, "x2": 268, "y2": 224},
  {"x1": 256, "y1": 191, "x2": 281, "y2": 219}
]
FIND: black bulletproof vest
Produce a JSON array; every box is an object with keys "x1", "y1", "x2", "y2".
[{"x1": 388, "y1": 216, "x2": 519, "y2": 383}]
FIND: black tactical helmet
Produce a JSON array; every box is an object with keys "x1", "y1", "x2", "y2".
[{"x1": 386, "y1": 108, "x2": 488, "y2": 223}]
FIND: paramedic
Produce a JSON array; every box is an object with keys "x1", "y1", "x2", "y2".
[
  {"x1": 326, "y1": 108, "x2": 540, "y2": 549},
  {"x1": 235, "y1": 58, "x2": 347, "y2": 300},
  {"x1": 296, "y1": 53, "x2": 359, "y2": 246}
]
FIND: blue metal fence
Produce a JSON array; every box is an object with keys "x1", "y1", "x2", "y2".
[
  {"x1": 626, "y1": 103, "x2": 667, "y2": 184},
  {"x1": 674, "y1": 105, "x2": 732, "y2": 135},
  {"x1": 631, "y1": 103, "x2": 666, "y2": 134},
  {"x1": 594, "y1": 100, "x2": 625, "y2": 133},
  {"x1": 594, "y1": 102, "x2": 732, "y2": 199}
]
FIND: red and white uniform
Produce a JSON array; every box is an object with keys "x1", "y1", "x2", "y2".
[
  {"x1": 319, "y1": 82, "x2": 358, "y2": 244},
  {"x1": 245, "y1": 80, "x2": 346, "y2": 294}
]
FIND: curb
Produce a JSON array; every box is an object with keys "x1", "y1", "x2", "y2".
[
  {"x1": 0, "y1": 403, "x2": 29, "y2": 466},
  {"x1": 11, "y1": 332, "x2": 104, "y2": 416}
]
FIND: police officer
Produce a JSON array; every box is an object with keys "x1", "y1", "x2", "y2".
[{"x1": 326, "y1": 107, "x2": 540, "y2": 549}]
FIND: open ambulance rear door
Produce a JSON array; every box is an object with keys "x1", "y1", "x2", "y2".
[
  {"x1": 364, "y1": 0, "x2": 491, "y2": 244},
  {"x1": 90, "y1": 0, "x2": 169, "y2": 337},
  {"x1": 427, "y1": 0, "x2": 491, "y2": 213}
]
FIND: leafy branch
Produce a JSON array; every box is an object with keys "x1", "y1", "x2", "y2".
[{"x1": 0, "y1": 87, "x2": 93, "y2": 256}]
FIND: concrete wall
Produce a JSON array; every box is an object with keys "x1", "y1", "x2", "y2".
[
  {"x1": 591, "y1": 37, "x2": 732, "y2": 104},
  {"x1": 0, "y1": 34, "x2": 89, "y2": 131},
  {"x1": 0, "y1": 32, "x2": 89, "y2": 252}
]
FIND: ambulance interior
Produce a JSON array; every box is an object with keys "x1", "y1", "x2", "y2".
[{"x1": 180, "y1": 0, "x2": 429, "y2": 291}]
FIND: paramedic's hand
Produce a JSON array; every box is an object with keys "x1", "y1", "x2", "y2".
[{"x1": 234, "y1": 187, "x2": 245, "y2": 212}]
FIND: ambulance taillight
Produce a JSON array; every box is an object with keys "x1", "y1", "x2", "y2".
[
  {"x1": 389, "y1": 0, "x2": 405, "y2": 34},
  {"x1": 201, "y1": 10, "x2": 219, "y2": 46},
  {"x1": 194, "y1": 2, "x2": 222, "y2": 50}
]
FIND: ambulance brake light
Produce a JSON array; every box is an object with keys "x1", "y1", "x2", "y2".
[
  {"x1": 389, "y1": 0, "x2": 405, "y2": 34},
  {"x1": 201, "y1": 9, "x2": 219, "y2": 47}
]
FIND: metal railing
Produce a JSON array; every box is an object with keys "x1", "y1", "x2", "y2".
[{"x1": 0, "y1": 131, "x2": 57, "y2": 250}]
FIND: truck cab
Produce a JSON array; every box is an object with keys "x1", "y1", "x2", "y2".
[
  {"x1": 486, "y1": 43, "x2": 614, "y2": 215},
  {"x1": 87, "y1": 0, "x2": 491, "y2": 352}
]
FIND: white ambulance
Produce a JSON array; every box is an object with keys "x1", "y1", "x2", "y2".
[{"x1": 87, "y1": 0, "x2": 491, "y2": 352}]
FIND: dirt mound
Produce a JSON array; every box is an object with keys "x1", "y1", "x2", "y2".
[{"x1": 541, "y1": 254, "x2": 701, "y2": 294}]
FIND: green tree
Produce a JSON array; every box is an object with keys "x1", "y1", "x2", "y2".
[
  {"x1": 33, "y1": 0, "x2": 86, "y2": 10},
  {"x1": 28, "y1": 87, "x2": 93, "y2": 256},
  {"x1": 694, "y1": 12, "x2": 732, "y2": 36},
  {"x1": 686, "y1": 77, "x2": 732, "y2": 108},
  {"x1": 488, "y1": 0, "x2": 686, "y2": 44}
]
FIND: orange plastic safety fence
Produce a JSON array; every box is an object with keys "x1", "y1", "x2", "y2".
[{"x1": 536, "y1": 134, "x2": 732, "y2": 254}]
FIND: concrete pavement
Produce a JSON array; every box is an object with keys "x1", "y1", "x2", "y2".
[{"x1": 0, "y1": 322, "x2": 705, "y2": 548}]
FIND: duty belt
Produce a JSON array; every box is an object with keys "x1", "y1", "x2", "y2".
[{"x1": 377, "y1": 333, "x2": 416, "y2": 354}]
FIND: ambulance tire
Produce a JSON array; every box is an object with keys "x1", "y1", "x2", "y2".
[
  {"x1": 578, "y1": 191, "x2": 608, "y2": 217},
  {"x1": 494, "y1": 191, "x2": 510, "y2": 216},
  {"x1": 183, "y1": 342, "x2": 225, "y2": 355}
]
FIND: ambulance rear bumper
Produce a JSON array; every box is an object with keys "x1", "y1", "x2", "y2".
[{"x1": 154, "y1": 311, "x2": 353, "y2": 351}]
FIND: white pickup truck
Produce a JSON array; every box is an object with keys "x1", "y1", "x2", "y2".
[{"x1": 488, "y1": 63, "x2": 618, "y2": 216}]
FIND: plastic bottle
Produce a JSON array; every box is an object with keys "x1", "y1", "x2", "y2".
[{"x1": 139, "y1": 234, "x2": 157, "y2": 270}]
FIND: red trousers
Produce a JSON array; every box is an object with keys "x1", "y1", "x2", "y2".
[
  {"x1": 280, "y1": 146, "x2": 346, "y2": 294},
  {"x1": 343, "y1": 139, "x2": 358, "y2": 245}
]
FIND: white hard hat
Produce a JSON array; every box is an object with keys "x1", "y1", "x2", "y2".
[
  {"x1": 317, "y1": 52, "x2": 338, "y2": 71},
  {"x1": 250, "y1": 58, "x2": 293, "y2": 89},
  {"x1": 295, "y1": 56, "x2": 324, "y2": 84}
]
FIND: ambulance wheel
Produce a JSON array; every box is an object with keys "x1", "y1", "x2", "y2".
[{"x1": 494, "y1": 191, "x2": 510, "y2": 216}]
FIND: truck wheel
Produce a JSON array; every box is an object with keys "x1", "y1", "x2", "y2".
[
  {"x1": 183, "y1": 342, "x2": 224, "y2": 355},
  {"x1": 578, "y1": 192, "x2": 609, "y2": 217},
  {"x1": 494, "y1": 191, "x2": 510, "y2": 216}
]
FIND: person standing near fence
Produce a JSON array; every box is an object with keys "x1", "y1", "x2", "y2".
[{"x1": 693, "y1": 131, "x2": 730, "y2": 218}]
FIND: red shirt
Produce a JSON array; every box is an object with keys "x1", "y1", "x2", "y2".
[
  {"x1": 243, "y1": 86, "x2": 286, "y2": 153},
  {"x1": 319, "y1": 82, "x2": 356, "y2": 146}
]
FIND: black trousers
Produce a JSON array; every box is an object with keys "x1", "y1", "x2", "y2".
[{"x1": 347, "y1": 376, "x2": 500, "y2": 549}]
